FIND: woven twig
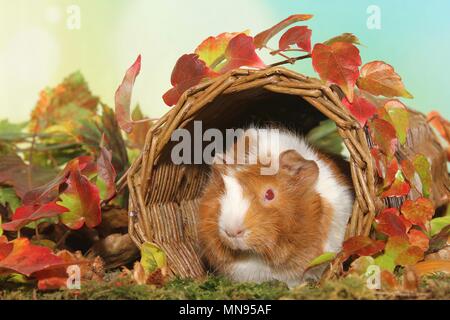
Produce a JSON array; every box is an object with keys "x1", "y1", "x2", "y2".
[{"x1": 124, "y1": 66, "x2": 450, "y2": 279}]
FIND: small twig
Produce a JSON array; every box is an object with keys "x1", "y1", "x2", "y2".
[{"x1": 269, "y1": 54, "x2": 312, "y2": 67}]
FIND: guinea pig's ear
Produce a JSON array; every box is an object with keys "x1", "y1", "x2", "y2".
[{"x1": 279, "y1": 150, "x2": 319, "y2": 183}]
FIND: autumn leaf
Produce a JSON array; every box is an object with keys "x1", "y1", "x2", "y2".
[
  {"x1": 368, "y1": 118, "x2": 398, "y2": 158},
  {"x1": 385, "y1": 236, "x2": 423, "y2": 267},
  {"x1": 2, "y1": 202, "x2": 68, "y2": 232},
  {"x1": 407, "y1": 229, "x2": 429, "y2": 252},
  {"x1": 115, "y1": 55, "x2": 141, "y2": 133},
  {"x1": 413, "y1": 154, "x2": 432, "y2": 198},
  {"x1": 96, "y1": 146, "x2": 117, "y2": 200},
  {"x1": 357, "y1": 61, "x2": 413, "y2": 99},
  {"x1": 427, "y1": 111, "x2": 450, "y2": 142},
  {"x1": 342, "y1": 94, "x2": 377, "y2": 126},
  {"x1": 163, "y1": 54, "x2": 218, "y2": 106},
  {"x1": 127, "y1": 105, "x2": 152, "y2": 150},
  {"x1": 195, "y1": 31, "x2": 247, "y2": 70},
  {"x1": 375, "y1": 208, "x2": 407, "y2": 237},
  {"x1": 430, "y1": 216, "x2": 450, "y2": 236},
  {"x1": 140, "y1": 242, "x2": 167, "y2": 274},
  {"x1": 342, "y1": 235, "x2": 385, "y2": 258},
  {"x1": 323, "y1": 33, "x2": 361, "y2": 46},
  {"x1": 382, "y1": 100, "x2": 410, "y2": 145},
  {"x1": 400, "y1": 158, "x2": 416, "y2": 183},
  {"x1": 278, "y1": 26, "x2": 312, "y2": 53},
  {"x1": 58, "y1": 165, "x2": 101, "y2": 230},
  {"x1": 401, "y1": 197, "x2": 434, "y2": 228},
  {"x1": 383, "y1": 158, "x2": 399, "y2": 188},
  {"x1": 0, "y1": 238, "x2": 63, "y2": 276},
  {"x1": 218, "y1": 34, "x2": 266, "y2": 73},
  {"x1": 312, "y1": 42, "x2": 361, "y2": 101},
  {"x1": 381, "y1": 171, "x2": 410, "y2": 198},
  {"x1": 253, "y1": 14, "x2": 313, "y2": 49}
]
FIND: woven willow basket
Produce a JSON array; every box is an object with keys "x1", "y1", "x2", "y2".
[{"x1": 120, "y1": 67, "x2": 450, "y2": 278}]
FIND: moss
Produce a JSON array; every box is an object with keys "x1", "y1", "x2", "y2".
[{"x1": 0, "y1": 273, "x2": 449, "y2": 300}]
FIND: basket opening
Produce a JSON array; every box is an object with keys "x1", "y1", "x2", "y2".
[{"x1": 159, "y1": 87, "x2": 330, "y2": 164}]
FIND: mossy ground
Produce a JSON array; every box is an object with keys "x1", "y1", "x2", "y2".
[{"x1": 1, "y1": 273, "x2": 449, "y2": 300}]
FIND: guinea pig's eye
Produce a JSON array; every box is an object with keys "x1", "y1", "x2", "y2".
[{"x1": 264, "y1": 188, "x2": 275, "y2": 201}]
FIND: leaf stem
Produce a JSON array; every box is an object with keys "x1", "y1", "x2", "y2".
[{"x1": 269, "y1": 54, "x2": 312, "y2": 67}]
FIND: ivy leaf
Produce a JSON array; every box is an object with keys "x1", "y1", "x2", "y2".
[
  {"x1": 385, "y1": 236, "x2": 423, "y2": 267},
  {"x1": 381, "y1": 171, "x2": 410, "y2": 198},
  {"x1": 342, "y1": 95, "x2": 377, "y2": 127},
  {"x1": 342, "y1": 235, "x2": 385, "y2": 258},
  {"x1": 368, "y1": 118, "x2": 398, "y2": 158},
  {"x1": 96, "y1": 146, "x2": 117, "y2": 200},
  {"x1": 323, "y1": 33, "x2": 361, "y2": 46},
  {"x1": 401, "y1": 197, "x2": 434, "y2": 228},
  {"x1": 127, "y1": 105, "x2": 152, "y2": 150},
  {"x1": 0, "y1": 187, "x2": 21, "y2": 212},
  {"x1": 427, "y1": 111, "x2": 450, "y2": 143},
  {"x1": 58, "y1": 166, "x2": 101, "y2": 230},
  {"x1": 140, "y1": 242, "x2": 167, "y2": 274},
  {"x1": 195, "y1": 31, "x2": 247, "y2": 71},
  {"x1": 400, "y1": 158, "x2": 416, "y2": 183},
  {"x1": 312, "y1": 42, "x2": 361, "y2": 102},
  {"x1": 253, "y1": 14, "x2": 313, "y2": 49},
  {"x1": 357, "y1": 61, "x2": 413, "y2": 99},
  {"x1": 115, "y1": 55, "x2": 141, "y2": 133},
  {"x1": 396, "y1": 246, "x2": 424, "y2": 266},
  {"x1": 219, "y1": 34, "x2": 266, "y2": 73},
  {"x1": 375, "y1": 208, "x2": 407, "y2": 237},
  {"x1": 307, "y1": 252, "x2": 336, "y2": 268},
  {"x1": 407, "y1": 229, "x2": 429, "y2": 252},
  {"x1": 413, "y1": 154, "x2": 432, "y2": 198},
  {"x1": 278, "y1": 26, "x2": 312, "y2": 53},
  {"x1": 382, "y1": 100, "x2": 410, "y2": 145},
  {"x1": 163, "y1": 54, "x2": 218, "y2": 106},
  {"x1": 0, "y1": 237, "x2": 63, "y2": 277},
  {"x1": 430, "y1": 216, "x2": 450, "y2": 236},
  {"x1": 2, "y1": 202, "x2": 68, "y2": 232}
]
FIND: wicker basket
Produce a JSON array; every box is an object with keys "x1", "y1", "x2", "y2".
[{"x1": 120, "y1": 67, "x2": 450, "y2": 278}]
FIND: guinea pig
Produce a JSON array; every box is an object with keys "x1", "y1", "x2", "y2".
[{"x1": 197, "y1": 126, "x2": 354, "y2": 287}]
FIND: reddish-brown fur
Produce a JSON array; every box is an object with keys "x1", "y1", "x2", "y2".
[{"x1": 197, "y1": 148, "x2": 351, "y2": 279}]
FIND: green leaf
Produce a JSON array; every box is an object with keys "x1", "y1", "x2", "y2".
[
  {"x1": 383, "y1": 100, "x2": 410, "y2": 145},
  {"x1": 306, "y1": 120, "x2": 343, "y2": 155},
  {"x1": 308, "y1": 252, "x2": 336, "y2": 268},
  {"x1": 413, "y1": 154, "x2": 432, "y2": 198},
  {"x1": 0, "y1": 187, "x2": 21, "y2": 212},
  {"x1": 140, "y1": 242, "x2": 167, "y2": 273},
  {"x1": 430, "y1": 216, "x2": 450, "y2": 236},
  {"x1": 374, "y1": 254, "x2": 396, "y2": 272}
]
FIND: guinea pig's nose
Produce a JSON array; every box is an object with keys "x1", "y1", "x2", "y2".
[{"x1": 225, "y1": 228, "x2": 246, "y2": 238}]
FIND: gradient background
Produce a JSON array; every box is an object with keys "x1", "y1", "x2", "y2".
[{"x1": 1, "y1": 0, "x2": 449, "y2": 122}]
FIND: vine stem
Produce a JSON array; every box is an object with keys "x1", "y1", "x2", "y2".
[{"x1": 269, "y1": 53, "x2": 312, "y2": 67}]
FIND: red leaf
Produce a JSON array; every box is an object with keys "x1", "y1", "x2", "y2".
[
  {"x1": 375, "y1": 208, "x2": 407, "y2": 237},
  {"x1": 96, "y1": 147, "x2": 117, "y2": 200},
  {"x1": 401, "y1": 198, "x2": 435, "y2": 228},
  {"x1": 368, "y1": 118, "x2": 398, "y2": 158},
  {"x1": 0, "y1": 238, "x2": 63, "y2": 276},
  {"x1": 253, "y1": 14, "x2": 314, "y2": 49},
  {"x1": 343, "y1": 235, "x2": 385, "y2": 258},
  {"x1": 278, "y1": 26, "x2": 312, "y2": 53},
  {"x1": 115, "y1": 55, "x2": 141, "y2": 133},
  {"x1": 400, "y1": 158, "x2": 415, "y2": 183},
  {"x1": 58, "y1": 165, "x2": 101, "y2": 230},
  {"x1": 219, "y1": 34, "x2": 266, "y2": 73},
  {"x1": 407, "y1": 229, "x2": 429, "y2": 252},
  {"x1": 163, "y1": 54, "x2": 218, "y2": 106},
  {"x1": 312, "y1": 42, "x2": 361, "y2": 101},
  {"x1": 384, "y1": 158, "x2": 399, "y2": 188},
  {"x1": 427, "y1": 111, "x2": 450, "y2": 143},
  {"x1": 342, "y1": 95, "x2": 377, "y2": 127},
  {"x1": 2, "y1": 202, "x2": 68, "y2": 231},
  {"x1": 357, "y1": 61, "x2": 413, "y2": 99},
  {"x1": 381, "y1": 172, "x2": 410, "y2": 198}
]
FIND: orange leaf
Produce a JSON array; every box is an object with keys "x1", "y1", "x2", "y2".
[
  {"x1": 115, "y1": 55, "x2": 141, "y2": 133},
  {"x1": 357, "y1": 61, "x2": 413, "y2": 99},
  {"x1": 401, "y1": 198, "x2": 435, "y2": 228},
  {"x1": 312, "y1": 42, "x2": 361, "y2": 101},
  {"x1": 407, "y1": 229, "x2": 430, "y2": 252},
  {"x1": 412, "y1": 260, "x2": 450, "y2": 277},
  {"x1": 0, "y1": 238, "x2": 63, "y2": 276},
  {"x1": 342, "y1": 235, "x2": 385, "y2": 258},
  {"x1": 368, "y1": 118, "x2": 398, "y2": 158},
  {"x1": 219, "y1": 34, "x2": 266, "y2": 73},
  {"x1": 163, "y1": 54, "x2": 218, "y2": 106},
  {"x1": 278, "y1": 26, "x2": 312, "y2": 53},
  {"x1": 254, "y1": 14, "x2": 313, "y2": 49},
  {"x1": 381, "y1": 172, "x2": 410, "y2": 198}
]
